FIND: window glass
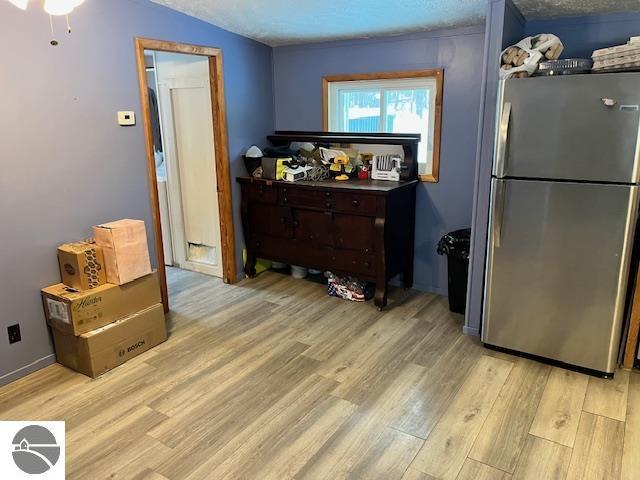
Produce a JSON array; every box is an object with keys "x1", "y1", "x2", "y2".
[
  {"x1": 385, "y1": 88, "x2": 430, "y2": 174},
  {"x1": 327, "y1": 75, "x2": 440, "y2": 179},
  {"x1": 339, "y1": 90, "x2": 381, "y2": 132}
]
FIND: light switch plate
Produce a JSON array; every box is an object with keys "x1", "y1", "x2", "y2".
[{"x1": 117, "y1": 111, "x2": 136, "y2": 126}]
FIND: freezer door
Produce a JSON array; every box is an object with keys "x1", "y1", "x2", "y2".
[
  {"x1": 497, "y1": 73, "x2": 640, "y2": 182},
  {"x1": 483, "y1": 178, "x2": 638, "y2": 373}
]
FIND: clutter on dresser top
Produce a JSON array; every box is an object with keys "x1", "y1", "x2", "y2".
[{"x1": 242, "y1": 131, "x2": 419, "y2": 184}]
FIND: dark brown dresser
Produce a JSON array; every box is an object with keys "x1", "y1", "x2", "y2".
[{"x1": 238, "y1": 132, "x2": 419, "y2": 309}]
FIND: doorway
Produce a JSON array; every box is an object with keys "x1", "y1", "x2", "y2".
[{"x1": 135, "y1": 39, "x2": 236, "y2": 311}]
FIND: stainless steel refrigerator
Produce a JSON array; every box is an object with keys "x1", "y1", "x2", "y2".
[{"x1": 482, "y1": 73, "x2": 640, "y2": 376}]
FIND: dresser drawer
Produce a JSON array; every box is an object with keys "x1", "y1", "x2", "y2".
[
  {"x1": 279, "y1": 187, "x2": 379, "y2": 216},
  {"x1": 325, "y1": 248, "x2": 376, "y2": 276},
  {"x1": 279, "y1": 186, "x2": 331, "y2": 210},
  {"x1": 251, "y1": 236, "x2": 375, "y2": 277},
  {"x1": 252, "y1": 236, "x2": 322, "y2": 268},
  {"x1": 331, "y1": 192, "x2": 378, "y2": 216},
  {"x1": 243, "y1": 183, "x2": 276, "y2": 204}
]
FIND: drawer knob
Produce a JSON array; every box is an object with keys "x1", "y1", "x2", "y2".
[
  {"x1": 364, "y1": 248, "x2": 370, "y2": 254},
  {"x1": 326, "y1": 202, "x2": 332, "y2": 208},
  {"x1": 352, "y1": 199, "x2": 360, "y2": 207},
  {"x1": 293, "y1": 220, "x2": 300, "y2": 227},
  {"x1": 259, "y1": 185, "x2": 264, "y2": 192},
  {"x1": 325, "y1": 191, "x2": 331, "y2": 197},
  {"x1": 280, "y1": 217, "x2": 286, "y2": 224},
  {"x1": 364, "y1": 261, "x2": 371, "y2": 268},
  {"x1": 284, "y1": 197, "x2": 288, "y2": 203},
  {"x1": 352, "y1": 260, "x2": 357, "y2": 265},
  {"x1": 255, "y1": 241, "x2": 261, "y2": 248}
]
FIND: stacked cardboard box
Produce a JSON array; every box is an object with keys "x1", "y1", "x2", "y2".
[{"x1": 42, "y1": 219, "x2": 166, "y2": 378}]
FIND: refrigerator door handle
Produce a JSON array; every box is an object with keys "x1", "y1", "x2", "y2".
[
  {"x1": 493, "y1": 179, "x2": 506, "y2": 248},
  {"x1": 495, "y1": 102, "x2": 512, "y2": 178}
]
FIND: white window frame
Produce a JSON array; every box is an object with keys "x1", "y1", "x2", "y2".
[{"x1": 324, "y1": 71, "x2": 443, "y2": 182}]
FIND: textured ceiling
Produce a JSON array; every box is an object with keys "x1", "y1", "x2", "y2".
[
  {"x1": 150, "y1": 0, "x2": 640, "y2": 46},
  {"x1": 516, "y1": 0, "x2": 640, "y2": 19}
]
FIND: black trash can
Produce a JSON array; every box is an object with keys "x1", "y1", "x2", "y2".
[{"x1": 437, "y1": 228, "x2": 471, "y2": 314}]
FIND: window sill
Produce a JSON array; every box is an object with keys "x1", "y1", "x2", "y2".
[{"x1": 419, "y1": 173, "x2": 439, "y2": 183}]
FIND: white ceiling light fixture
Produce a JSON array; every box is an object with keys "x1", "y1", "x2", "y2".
[
  {"x1": 44, "y1": 0, "x2": 85, "y2": 16},
  {"x1": 5, "y1": 0, "x2": 85, "y2": 14},
  {"x1": 5, "y1": 0, "x2": 88, "y2": 45}
]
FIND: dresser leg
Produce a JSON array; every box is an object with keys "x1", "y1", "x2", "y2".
[
  {"x1": 374, "y1": 283, "x2": 388, "y2": 310},
  {"x1": 403, "y1": 267, "x2": 414, "y2": 289},
  {"x1": 244, "y1": 253, "x2": 257, "y2": 278}
]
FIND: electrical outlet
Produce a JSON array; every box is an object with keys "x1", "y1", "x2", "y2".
[{"x1": 8, "y1": 324, "x2": 21, "y2": 344}]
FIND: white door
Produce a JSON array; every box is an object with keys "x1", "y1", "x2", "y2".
[{"x1": 154, "y1": 52, "x2": 222, "y2": 277}]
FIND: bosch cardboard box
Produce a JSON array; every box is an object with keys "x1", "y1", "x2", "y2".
[
  {"x1": 52, "y1": 303, "x2": 167, "y2": 378},
  {"x1": 93, "y1": 219, "x2": 152, "y2": 285},
  {"x1": 57, "y1": 241, "x2": 106, "y2": 291},
  {"x1": 42, "y1": 271, "x2": 160, "y2": 335}
]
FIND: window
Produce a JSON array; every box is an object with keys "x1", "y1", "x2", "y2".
[{"x1": 323, "y1": 70, "x2": 443, "y2": 182}]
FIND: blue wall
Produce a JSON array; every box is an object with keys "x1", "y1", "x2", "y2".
[
  {"x1": 0, "y1": 0, "x2": 274, "y2": 385},
  {"x1": 273, "y1": 25, "x2": 486, "y2": 295}
]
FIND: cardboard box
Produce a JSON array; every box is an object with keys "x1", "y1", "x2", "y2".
[
  {"x1": 42, "y1": 271, "x2": 161, "y2": 335},
  {"x1": 57, "y1": 242, "x2": 107, "y2": 291},
  {"x1": 93, "y1": 219, "x2": 152, "y2": 285},
  {"x1": 52, "y1": 303, "x2": 167, "y2": 378}
]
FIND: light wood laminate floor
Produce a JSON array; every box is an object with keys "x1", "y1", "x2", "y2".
[{"x1": 1, "y1": 267, "x2": 638, "y2": 480}]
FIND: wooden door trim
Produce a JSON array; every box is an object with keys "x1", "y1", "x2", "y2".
[
  {"x1": 322, "y1": 68, "x2": 443, "y2": 183},
  {"x1": 136, "y1": 38, "x2": 221, "y2": 57},
  {"x1": 135, "y1": 37, "x2": 237, "y2": 312},
  {"x1": 208, "y1": 53, "x2": 236, "y2": 285}
]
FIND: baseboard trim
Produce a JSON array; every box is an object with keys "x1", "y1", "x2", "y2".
[
  {"x1": 462, "y1": 326, "x2": 480, "y2": 337},
  {"x1": 0, "y1": 354, "x2": 56, "y2": 387},
  {"x1": 413, "y1": 283, "x2": 448, "y2": 296},
  {"x1": 391, "y1": 277, "x2": 447, "y2": 296}
]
